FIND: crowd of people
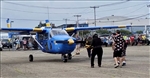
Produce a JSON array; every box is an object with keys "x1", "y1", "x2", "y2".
[
  {"x1": 74, "y1": 30, "x2": 128, "y2": 68},
  {"x1": 14, "y1": 37, "x2": 38, "y2": 50}
]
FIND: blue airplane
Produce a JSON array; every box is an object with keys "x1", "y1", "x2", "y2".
[{"x1": 0, "y1": 25, "x2": 130, "y2": 62}]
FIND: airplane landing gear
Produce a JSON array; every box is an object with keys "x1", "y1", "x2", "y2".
[
  {"x1": 67, "y1": 53, "x2": 72, "y2": 60},
  {"x1": 29, "y1": 54, "x2": 33, "y2": 62},
  {"x1": 61, "y1": 54, "x2": 67, "y2": 62}
]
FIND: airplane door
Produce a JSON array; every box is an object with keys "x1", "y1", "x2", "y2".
[{"x1": 38, "y1": 33, "x2": 49, "y2": 51}]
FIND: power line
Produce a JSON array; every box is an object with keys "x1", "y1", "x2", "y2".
[
  {"x1": 2, "y1": 1, "x2": 146, "y2": 15},
  {"x1": 88, "y1": 13, "x2": 150, "y2": 23},
  {"x1": 88, "y1": 13, "x2": 150, "y2": 24},
  {"x1": 3, "y1": 1, "x2": 128, "y2": 9},
  {"x1": 113, "y1": 13, "x2": 150, "y2": 22},
  {"x1": 119, "y1": 4, "x2": 148, "y2": 16},
  {"x1": 0, "y1": 7, "x2": 91, "y2": 14},
  {"x1": 0, "y1": 17, "x2": 76, "y2": 21},
  {"x1": 90, "y1": 2, "x2": 148, "y2": 14}
]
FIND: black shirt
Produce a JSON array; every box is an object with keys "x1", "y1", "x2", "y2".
[{"x1": 91, "y1": 38, "x2": 103, "y2": 49}]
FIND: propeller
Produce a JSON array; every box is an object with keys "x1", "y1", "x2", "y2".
[{"x1": 55, "y1": 39, "x2": 86, "y2": 44}]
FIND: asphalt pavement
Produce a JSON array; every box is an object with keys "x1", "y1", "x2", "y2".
[{"x1": 0, "y1": 46, "x2": 150, "y2": 78}]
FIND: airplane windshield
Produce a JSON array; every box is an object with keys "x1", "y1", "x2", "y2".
[{"x1": 51, "y1": 30, "x2": 68, "y2": 36}]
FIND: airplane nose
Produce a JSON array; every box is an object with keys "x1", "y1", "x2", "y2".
[{"x1": 68, "y1": 38, "x2": 74, "y2": 45}]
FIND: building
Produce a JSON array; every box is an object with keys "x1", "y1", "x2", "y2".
[
  {"x1": 56, "y1": 23, "x2": 88, "y2": 28},
  {"x1": 86, "y1": 15, "x2": 150, "y2": 32}
]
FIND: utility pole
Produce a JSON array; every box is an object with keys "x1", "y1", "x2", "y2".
[
  {"x1": 130, "y1": 23, "x2": 133, "y2": 34},
  {"x1": 74, "y1": 15, "x2": 81, "y2": 35},
  {"x1": 74, "y1": 15, "x2": 81, "y2": 28},
  {"x1": 90, "y1": 6, "x2": 99, "y2": 26},
  {"x1": 47, "y1": 7, "x2": 50, "y2": 20},
  {"x1": 63, "y1": 19, "x2": 69, "y2": 28}
]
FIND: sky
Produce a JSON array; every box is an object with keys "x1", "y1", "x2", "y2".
[{"x1": 0, "y1": 0, "x2": 149, "y2": 28}]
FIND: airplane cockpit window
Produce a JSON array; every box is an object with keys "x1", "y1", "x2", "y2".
[
  {"x1": 51, "y1": 30, "x2": 68, "y2": 36},
  {"x1": 38, "y1": 33, "x2": 48, "y2": 40}
]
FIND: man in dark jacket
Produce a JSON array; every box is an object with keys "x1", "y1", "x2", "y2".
[
  {"x1": 85, "y1": 36, "x2": 92, "y2": 58},
  {"x1": 91, "y1": 34, "x2": 103, "y2": 68}
]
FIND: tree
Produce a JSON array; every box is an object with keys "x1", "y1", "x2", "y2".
[
  {"x1": 79, "y1": 30, "x2": 90, "y2": 36},
  {"x1": 136, "y1": 31, "x2": 143, "y2": 34},
  {"x1": 96, "y1": 29, "x2": 110, "y2": 34},
  {"x1": 119, "y1": 29, "x2": 131, "y2": 35}
]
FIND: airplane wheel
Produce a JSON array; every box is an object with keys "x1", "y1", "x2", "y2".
[
  {"x1": 67, "y1": 54, "x2": 72, "y2": 60},
  {"x1": 29, "y1": 54, "x2": 33, "y2": 62},
  {"x1": 61, "y1": 55, "x2": 67, "y2": 62}
]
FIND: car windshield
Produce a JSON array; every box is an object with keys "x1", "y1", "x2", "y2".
[{"x1": 51, "y1": 30, "x2": 68, "y2": 36}]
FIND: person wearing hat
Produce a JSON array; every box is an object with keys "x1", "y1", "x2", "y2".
[{"x1": 91, "y1": 34, "x2": 103, "y2": 68}]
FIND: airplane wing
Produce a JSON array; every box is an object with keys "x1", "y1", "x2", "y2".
[
  {"x1": 64, "y1": 25, "x2": 131, "y2": 32},
  {"x1": 0, "y1": 27, "x2": 46, "y2": 33}
]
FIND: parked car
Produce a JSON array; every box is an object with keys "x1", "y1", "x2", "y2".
[
  {"x1": 1, "y1": 39, "x2": 12, "y2": 48},
  {"x1": 0, "y1": 41, "x2": 3, "y2": 51},
  {"x1": 146, "y1": 35, "x2": 150, "y2": 45}
]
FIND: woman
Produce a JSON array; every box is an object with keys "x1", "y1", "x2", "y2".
[
  {"x1": 23, "y1": 38, "x2": 27, "y2": 50},
  {"x1": 28, "y1": 38, "x2": 33, "y2": 49},
  {"x1": 75, "y1": 34, "x2": 81, "y2": 55}
]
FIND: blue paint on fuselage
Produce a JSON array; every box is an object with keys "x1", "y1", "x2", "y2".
[
  {"x1": 49, "y1": 35, "x2": 76, "y2": 54},
  {"x1": 36, "y1": 28, "x2": 76, "y2": 54}
]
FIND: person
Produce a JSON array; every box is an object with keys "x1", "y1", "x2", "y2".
[
  {"x1": 113, "y1": 30, "x2": 124, "y2": 68},
  {"x1": 103, "y1": 37, "x2": 108, "y2": 47},
  {"x1": 137, "y1": 35, "x2": 142, "y2": 45},
  {"x1": 85, "y1": 36, "x2": 92, "y2": 58},
  {"x1": 130, "y1": 35, "x2": 135, "y2": 46},
  {"x1": 122, "y1": 39, "x2": 128, "y2": 66},
  {"x1": 22, "y1": 38, "x2": 27, "y2": 50},
  {"x1": 15, "y1": 37, "x2": 20, "y2": 50},
  {"x1": 75, "y1": 34, "x2": 81, "y2": 55},
  {"x1": 112, "y1": 33, "x2": 120, "y2": 65},
  {"x1": 28, "y1": 38, "x2": 33, "y2": 49},
  {"x1": 91, "y1": 34, "x2": 103, "y2": 68}
]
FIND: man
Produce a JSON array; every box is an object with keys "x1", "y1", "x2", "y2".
[
  {"x1": 91, "y1": 34, "x2": 103, "y2": 68},
  {"x1": 85, "y1": 36, "x2": 92, "y2": 58},
  {"x1": 112, "y1": 33, "x2": 120, "y2": 65},
  {"x1": 122, "y1": 39, "x2": 128, "y2": 66},
  {"x1": 130, "y1": 35, "x2": 135, "y2": 46},
  {"x1": 113, "y1": 30, "x2": 124, "y2": 68}
]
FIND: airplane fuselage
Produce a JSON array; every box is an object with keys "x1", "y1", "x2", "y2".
[{"x1": 36, "y1": 28, "x2": 77, "y2": 54}]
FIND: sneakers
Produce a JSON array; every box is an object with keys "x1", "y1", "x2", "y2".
[
  {"x1": 91, "y1": 66, "x2": 94, "y2": 68},
  {"x1": 114, "y1": 65, "x2": 119, "y2": 68},
  {"x1": 122, "y1": 63, "x2": 126, "y2": 66},
  {"x1": 76, "y1": 52, "x2": 80, "y2": 55},
  {"x1": 114, "y1": 62, "x2": 120, "y2": 65},
  {"x1": 98, "y1": 65, "x2": 101, "y2": 67}
]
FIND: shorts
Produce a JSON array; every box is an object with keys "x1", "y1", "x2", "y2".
[
  {"x1": 113, "y1": 50, "x2": 123, "y2": 58},
  {"x1": 122, "y1": 48, "x2": 127, "y2": 56},
  {"x1": 122, "y1": 50, "x2": 126, "y2": 56}
]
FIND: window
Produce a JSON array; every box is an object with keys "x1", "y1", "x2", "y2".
[
  {"x1": 51, "y1": 30, "x2": 68, "y2": 36},
  {"x1": 38, "y1": 33, "x2": 48, "y2": 40},
  {"x1": 43, "y1": 33, "x2": 48, "y2": 40}
]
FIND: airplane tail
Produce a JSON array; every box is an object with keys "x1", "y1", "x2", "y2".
[
  {"x1": 6, "y1": 18, "x2": 11, "y2": 28},
  {"x1": 45, "y1": 20, "x2": 51, "y2": 27}
]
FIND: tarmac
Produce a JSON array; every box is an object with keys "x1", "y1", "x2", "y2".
[{"x1": 0, "y1": 46, "x2": 150, "y2": 78}]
